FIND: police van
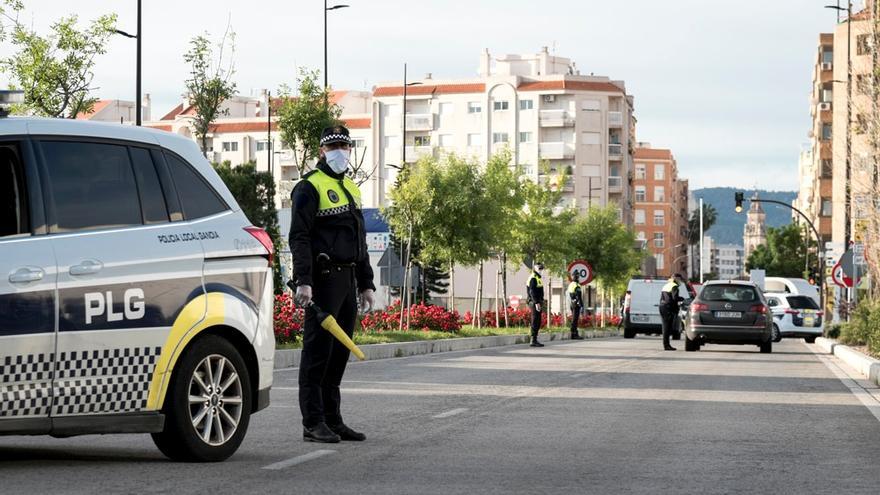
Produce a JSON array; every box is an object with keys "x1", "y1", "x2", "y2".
[{"x1": 0, "y1": 104, "x2": 275, "y2": 461}]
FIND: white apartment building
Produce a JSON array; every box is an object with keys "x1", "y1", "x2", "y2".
[
  {"x1": 701, "y1": 236, "x2": 745, "y2": 280},
  {"x1": 368, "y1": 47, "x2": 636, "y2": 222}
]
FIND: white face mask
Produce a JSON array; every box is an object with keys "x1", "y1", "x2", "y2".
[{"x1": 324, "y1": 149, "x2": 350, "y2": 174}]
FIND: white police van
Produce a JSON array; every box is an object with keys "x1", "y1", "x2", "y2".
[{"x1": 0, "y1": 103, "x2": 275, "y2": 461}]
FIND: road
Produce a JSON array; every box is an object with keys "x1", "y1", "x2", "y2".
[{"x1": 2, "y1": 336, "x2": 880, "y2": 494}]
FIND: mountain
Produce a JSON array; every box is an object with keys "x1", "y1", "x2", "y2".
[{"x1": 691, "y1": 187, "x2": 797, "y2": 246}]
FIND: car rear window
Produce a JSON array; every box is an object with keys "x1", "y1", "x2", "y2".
[
  {"x1": 700, "y1": 285, "x2": 759, "y2": 303},
  {"x1": 787, "y1": 296, "x2": 819, "y2": 310}
]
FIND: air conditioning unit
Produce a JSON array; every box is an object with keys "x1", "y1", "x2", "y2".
[
  {"x1": 821, "y1": 62, "x2": 833, "y2": 71},
  {"x1": 543, "y1": 94, "x2": 556, "y2": 103},
  {"x1": 818, "y1": 101, "x2": 832, "y2": 111}
]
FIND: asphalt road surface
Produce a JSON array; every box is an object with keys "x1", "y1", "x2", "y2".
[{"x1": 3, "y1": 336, "x2": 880, "y2": 494}]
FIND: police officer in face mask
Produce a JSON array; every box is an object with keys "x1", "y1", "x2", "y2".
[{"x1": 289, "y1": 125, "x2": 376, "y2": 443}]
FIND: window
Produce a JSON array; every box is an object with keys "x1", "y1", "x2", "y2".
[
  {"x1": 635, "y1": 163, "x2": 646, "y2": 179},
  {"x1": 492, "y1": 132, "x2": 509, "y2": 144},
  {"x1": 654, "y1": 186, "x2": 665, "y2": 202},
  {"x1": 820, "y1": 159, "x2": 832, "y2": 178},
  {"x1": 222, "y1": 141, "x2": 238, "y2": 152},
  {"x1": 635, "y1": 186, "x2": 646, "y2": 202},
  {"x1": 493, "y1": 100, "x2": 509, "y2": 111},
  {"x1": 165, "y1": 153, "x2": 228, "y2": 220},
  {"x1": 519, "y1": 99, "x2": 534, "y2": 110},
  {"x1": 653, "y1": 232, "x2": 664, "y2": 248},
  {"x1": 857, "y1": 34, "x2": 870, "y2": 56},
  {"x1": 654, "y1": 163, "x2": 665, "y2": 180},
  {"x1": 414, "y1": 135, "x2": 431, "y2": 146},
  {"x1": 352, "y1": 138, "x2": 365, "y2": 149},
  {"x1": 655, "y1": 253, "x2": 665, "y2": 271},
  {"x1": 42, "y1": 141, "x2": 142, "y2": 233},
  {"x1": 787, "y1": 296, "x2": 819, "y2": 310},
  {"x1": 519, "y1": 132, "x2": 533, "y2": 143},
  {"x1": 653, "y1": 209, "x2": 665, "y2": 226},
  {"x1": 0, "y1": 144, "x2": 28, "y2": 238},
  {"x1": 130, "y1": 147, "x2": 169, "y2": 225},
  {"x1": 636, "y1": 231, "x2": 646, "y2": 240},
  {"x1": 438, "y1": 134, "x2": 453, "y2": 147},
  {"x1": 256, "y1": 140, "x2": 269, "y2": 152},
  {"x1": 634, "y1": 209, "x2": 646, "y2": 225},
  {"x1": 439, "y1": 102, "x2": 454, "y2": 115},
  {"x1": 821, "y1": 49, "x2": 833, "y2": 64},
  {"x1": 821, "y1": 198, "x2": 832, "y2": 217},
  {"x1": 467, "y1": 134, "x2": 482, "y2": 147},
  {"x1": 822, "y1": 123, "x2": 832, "y2": 140},
  {"x1": 467, "y1": 102, "x2": 482, "y2": 113},
  {"x1": 701, "y1": 285, "x2": 758, "y2": 302}
]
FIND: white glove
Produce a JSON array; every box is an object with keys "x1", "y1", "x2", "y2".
[
  {"x1": 535, "y1": 303, "x2": 542, "y2": 312},
  {"x1": 359, "y1": 289, "x2": 375, "y2": 313},
  {"x1": 295, "y1": 284, "x2": 313, "y2": 307}
]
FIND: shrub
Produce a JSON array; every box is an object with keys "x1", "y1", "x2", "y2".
[
  {"x1": 468, "y1": 307, "x2": 621, "y2": 328},
  {"x1": 361, "y1": 301, "x2": 461, "y2": 333},
  {"x1": 825, "y1": 323, "x2": 842, "y2": 339},
  {"x1": 839, "y1": 298, "x2": 880, "y2": 356},
  {"x1": 274, "y1": 292, "x2": 304, "y2": 344}
]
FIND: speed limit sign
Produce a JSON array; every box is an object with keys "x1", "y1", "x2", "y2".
[{"x1": 567, "y1": 259, "x2": 594, "y2": 285}]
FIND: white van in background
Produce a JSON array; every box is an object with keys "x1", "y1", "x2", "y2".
[
  {"x1": 623, "y1": 278, "x2": 693, "y2": 339},
  {"x1": 763, "y1": 277, "x2": 820, "y2": 306}
]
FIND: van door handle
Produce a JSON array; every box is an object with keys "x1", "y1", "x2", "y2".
[
  {"x1": 9, "y1": 267, "x2": 45, "y2": 284},
  {"x1": 70, "y1": 259, "x2": 103, "y2": 276}
]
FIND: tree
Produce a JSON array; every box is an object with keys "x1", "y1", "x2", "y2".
[
  {"x1": 0, "y1": 1, "x2": 22, "y2": 40},
  {"x1": 276, "y1": 68, "x2": 342, "y2": 178},
  {"x1": 213, "y1": 161, "x2": 283, "y2": 293},
  {"x1": 745, "y1": 223, "x2": 816, "y2": 279},
  {"x1": 1, "y1": 12, "x2": 116, "y2": 118},
  {"x1": 687, "y1": 202, "x2": 717, "y2": 245},
  {"x1": 184, "y1": 28, "x2": 237, "y2": 154},
  {"x1": 569, "y1": 205, "x2": 642, "y2": 293}
]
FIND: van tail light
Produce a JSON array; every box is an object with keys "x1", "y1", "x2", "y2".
[
  {"x1": 750, "y1": 304, "x2": 767, "y2": 314},
  {"x1": 691, "y1": 302, "x2": 708, "y2": 312},
  {"x1": 244, "y1": 226, "x2": 275, "y2": 265}
]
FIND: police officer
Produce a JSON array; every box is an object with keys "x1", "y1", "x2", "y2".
[
  {"x1": 527, "y1": 262, "x2": 545, "y2": 347},
  {"x1": 568, "y1": 273, "x2": 584, "y2": 340},
  {"x1": 289, "y1": 125, "x2": 376, "y2": 443},
  {"x1": 659, "y1": 273, "x2": 686, "y2": 351}
]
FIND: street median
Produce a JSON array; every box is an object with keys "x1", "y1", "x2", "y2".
[
  {"x1": 815, "y1": 337, "x2": 880, "y2": 386},
  {"x1": 274, "y1": 328, "x2": 622, "y2": 369}
]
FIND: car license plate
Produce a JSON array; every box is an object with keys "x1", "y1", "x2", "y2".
[
  {"x1": 631, "y1": 315, "x2": 649, "y2": 323},
  {"x1": 804, "y1": 316, "x2": 816, "y2": 327},
  {"x1": 715, "y1": 311, "x2": 741, "y2": 318}
]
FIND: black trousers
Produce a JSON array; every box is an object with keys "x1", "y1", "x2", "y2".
[
  {"x1": 570, "y1": 305, "x2": 581, "y2": 333},
  {"x1": 298, "y1": 266, "x2": 358, "y2": 428},
  {"x1": 660, "y1": 309, "x2": 676, "y2": 348},
  {"x1": 529, "y1": 301, "x2": 542, "y2": 337}
]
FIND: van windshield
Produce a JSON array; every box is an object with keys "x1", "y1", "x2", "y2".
[{"x1": 700, "y1": 285, "x2": 759, "y2": 303}]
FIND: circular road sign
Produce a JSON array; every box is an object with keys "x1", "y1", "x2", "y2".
[{"x1": 567, "y1": 259, "x2": 594, "y2": 286}]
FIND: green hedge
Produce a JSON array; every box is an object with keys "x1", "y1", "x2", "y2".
[{"x1": 838, "y1": 298, "x2": 880, "y2": 357}]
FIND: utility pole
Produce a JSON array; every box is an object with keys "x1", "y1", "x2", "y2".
[{"x1": 699, "y1": 198, "x2": 704, "y2": 284}]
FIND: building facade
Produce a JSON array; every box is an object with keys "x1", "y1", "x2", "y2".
[
  {"x1": 743, "y1": 192, "x2": 767, "y2": 268},
  {"x1": 632, "y1": 145, "x2": 689, "y2": 278}
]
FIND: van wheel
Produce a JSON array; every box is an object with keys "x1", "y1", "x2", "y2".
[
  {"x1": 152, "y1": 335, "x2": 252, "y2": 462},
  {"x1": 804, "y1": 336, "x2": 817, "y2": 344},
  {"x1": 759, "y1": 341, "x2": 772, "y2": 354},
  {"x1": 623, "y1": 328, "x2": 636, "y2": 339}
]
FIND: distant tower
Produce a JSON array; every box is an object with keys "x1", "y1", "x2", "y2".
[{"x1": 743, "y1": 192, "x2": 767, "y2": 272}]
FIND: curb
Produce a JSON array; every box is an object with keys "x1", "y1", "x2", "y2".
[
  {"x1": 273, "y1": 329, "x2": 622, "y2": 370},
  {"x1": 815, "y1": 337, "x2": 880, "y2": 386}
]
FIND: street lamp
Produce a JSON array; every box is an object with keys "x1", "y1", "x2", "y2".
[
  {"x1": 113, "y1": 0, "x2": 142, "y2": 126},
  {"x1": 826, "y1": 1, "x2": 853, "y2": 247},
  {"x1": 401, "y1": 63, "x2": 422, "y2": 165},
  {"x1": 324, "y1": 1, "x2": 350, "y2": 91}
]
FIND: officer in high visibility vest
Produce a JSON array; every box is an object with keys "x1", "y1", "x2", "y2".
[
  {"x1": 289, "y1": 125, "x2": 376, "y2": 443},
  {"x1": 659, "y1": 273, "x2": 686, "y2": 351},
  {"x1": 568, "y1": 273, "x2": 584, "y2": 340},
  {"x1": 527, "y1": 262, "x2": 545, "y2": 347}
]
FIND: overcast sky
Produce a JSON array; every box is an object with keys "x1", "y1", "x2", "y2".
[{"x1": 3, "y1": 0, "x2": 843, "y2": 190}]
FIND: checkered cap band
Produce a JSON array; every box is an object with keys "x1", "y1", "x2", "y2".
[{"x1": 320, "y1": 133, "x2": 352, "y2": 146}]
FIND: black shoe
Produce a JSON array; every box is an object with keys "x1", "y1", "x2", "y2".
[
  {"x1": 570, "y1": 332, "x2": 583, "y2": 340},
  {"x1": 664, "y1": 346, "x2": 676, "y2": 351},
  {"x1": 328, "y1": 423, "x2": 366, "y2": 441},
  {"x1": 530, "y1": 339, "x2": 545, "y2": 347},
  {"x1": 303, "y1": 422, "x2": 341, "y2": 443}
]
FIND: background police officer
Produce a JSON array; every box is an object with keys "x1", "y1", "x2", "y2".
[
  {"x1": 289, "y1": 125, "x2": 375, "y2": 443},
  {"x1": 527, "y1": 262, "x2": 545, "y2": 347},
  {"x1": 659, "y1": 273, "x2": 686, "y2": 351},
  {"x1": 568, "y1": 273, "x2": 584, "y2": 340}
]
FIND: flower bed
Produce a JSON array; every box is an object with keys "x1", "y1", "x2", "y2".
[
  {"x1": 361, "y1": 301, "x2": 461, "y2": 333},
  {"x1": 274, "y1": 292, "x2": 304, "y2": 344},
  {"x1": 466, "y1": 307, "x2": 621, "y2": 328}
]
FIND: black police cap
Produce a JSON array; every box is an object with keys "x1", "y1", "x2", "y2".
[{"x1": 320, "y1": 125, "x2": 352, "y2": 146}]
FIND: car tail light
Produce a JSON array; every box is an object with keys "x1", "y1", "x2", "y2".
[
  {"x1": 244, "y1": 226, "x2": 274, "y2": 265},
  {"x1": 784, "y1": 309, "x2": 799, "y2": 315},
  {"x1": 691, "y1": 302, "x2": 708, "y2": 312},
  {"x1": 750, "y1": 304, "x2": 767, "y2": 314},
  {"x1": 817, "y1": 311, "x2": 824, "y2": 317}
]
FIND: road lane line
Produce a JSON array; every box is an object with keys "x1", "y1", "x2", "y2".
[
  {"x1": 570, "y1": 373, "x2": 584, "y2": 378},
  {"x1": 262, "y1": 450, "x2": 337, "y2": 470},
  {"x1": 432, "y1": 408, "x2": 469, "y2": 419}
]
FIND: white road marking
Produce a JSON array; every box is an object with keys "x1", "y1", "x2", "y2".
[
  {"x1": 812, "y1": 351, "x2": 880, "y2": 423},
  {"x1": 262, "y1": 450, "x2": 337, "y2": 470},
  {"x1": 432, "y1": 408, "x2": 469, "y2": 419},
  {"x1": 570, "y1": 373, "x2": 584, "y2": 378}
]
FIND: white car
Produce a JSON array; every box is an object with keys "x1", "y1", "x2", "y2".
[
  {"x1": 765, "y1": 292, "x2": 823, "y2": 343},
  {"x1": 0, "y1": 114, "x2": 275, "y2": 461}
]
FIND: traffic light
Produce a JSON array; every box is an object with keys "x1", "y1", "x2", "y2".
[{"x1": 735, "y1": 192, "x2": 744, "y2": 213}]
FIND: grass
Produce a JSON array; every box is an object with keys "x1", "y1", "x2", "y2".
[{"x1": 275, "y1": 325, "x2": 619, "y2": 349}]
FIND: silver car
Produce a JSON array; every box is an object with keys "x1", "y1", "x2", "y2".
[{"x1": 0, "y1": 117, "x2": 275, "y2": 461}]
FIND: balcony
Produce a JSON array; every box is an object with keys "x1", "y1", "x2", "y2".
[
  {"x1": 405, "y1": 113, "x2": 434, "y2": 131},
  {"x1": 404, "y1": 146, "x2": 434, "y2": 162},
  {"x1": 539, "y1": 109, "x2": 575, "y2": 127},
  {"x1": 538, "y1": 142, "x2": 575, "y2": 159},
  {"x1": 608, "y1": 111, "x2": 623, "y2": 127},
  {"x1": 608, "y1": 143, "x2": 623, "y2": 158},
  {"x1": 608, "y1": 176, "x2": 623, "y2": 193}
]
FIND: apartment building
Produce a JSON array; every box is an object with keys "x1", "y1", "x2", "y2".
[
  {"x1": 632, "y1": 145, "x2": 689, "y2": 277},
  {"x1": 368, "y1": 47, "x2": 637, "y2": 222},
  {"x1": 75, "y1": 96, "x2": 151, "y2": 123}
]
